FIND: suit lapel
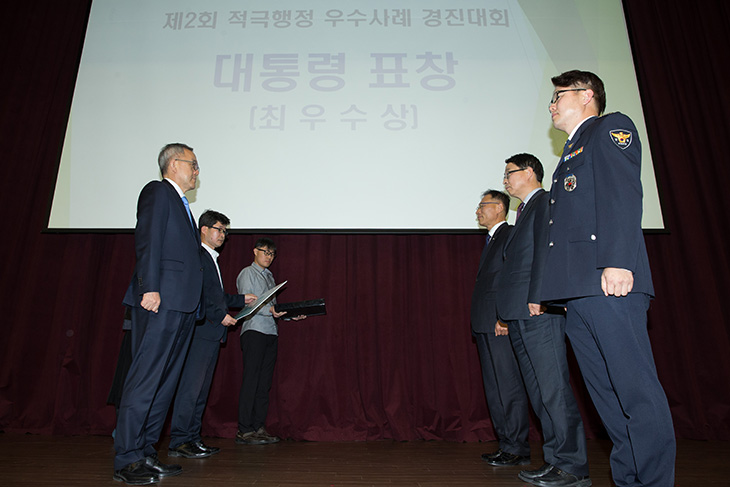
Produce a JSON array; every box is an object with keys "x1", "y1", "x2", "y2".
[
  {"x1": 162, "y1": 179, "x2": 200, "y2": 243},
  {"x1": 505, "y1": 189, "x2": 544, "y2": 249},
  {"x1": 519, "y1": 190, "x2": 543, "y2": 219},
  {"x1": 201, "y1": 247, "x2": 223, "y2": 290},
  {"x1": 478, "y1": 222, "x2": 506, "y2": 275}
]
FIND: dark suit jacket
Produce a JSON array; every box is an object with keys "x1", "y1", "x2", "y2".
[
  {"x1": 123, "y1": 179, "x2": 203, "y2": 312},
  {"x1": 471, "y1": 222, "x2": 513, "y2": 334},
  {"x1": 196, "y1": 248, "x2": 247, "y2": 343},
  {"x1": 496, "y1": 189, "x2": 550, "y2": 322},
  {"x1": 542, "y1": 113, "x2": 654, "y2": 302}
]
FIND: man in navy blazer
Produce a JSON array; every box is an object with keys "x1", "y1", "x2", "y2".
[
  {"x1": 471, "y1": 190, "x2": 531, "y2": 466},
  {"x1": 544, "y1": 70, "x2": 675, "y2": 487},
  {"x1": 168, "y1": 210, "x2": 256, "y2": 459},
  {"x1": 114, "y1": 143, "x2": 204, "y2": 485},
  {"x1": 496, "y1": 153, "x2": 589, "y2": 487}
]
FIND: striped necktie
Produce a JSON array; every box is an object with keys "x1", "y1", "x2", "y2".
[{"x1": 515, "y1": 202, "x2": 525, "y2": 221}]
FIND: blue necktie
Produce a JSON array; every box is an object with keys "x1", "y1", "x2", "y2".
[
  {"x1": 485, "y1": 233, "x2": 491, "y2": 245},
  {"x1": 181, "y1": 196, "x2": 195, "y2": 228}
]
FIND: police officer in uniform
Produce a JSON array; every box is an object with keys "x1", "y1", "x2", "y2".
[{"x1": 543, "y1": 70, "x2": 675, "y2": 487}]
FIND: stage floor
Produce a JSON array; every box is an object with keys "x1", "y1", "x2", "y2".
[{"x1": 0, "y1": 433, "x2": 725, "y2": 486}]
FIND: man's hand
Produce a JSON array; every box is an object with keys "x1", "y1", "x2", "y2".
[
  {"x1": 244, "y1": 294, "x2": 257, "y2": 305},
  {"x1": 291, "y1": 315, "x2": 307, "y2": 321},
  {"x1": 271, "y1": 306, "x2": 287, "y2": 319},
  {"x1": 601, "y1": 267, "x2": 633, "y2": 297},
  {"x1": 141, "y1": 292, "x2": 161, "y2": 313},
  {"x1": 528, "y1": 303, "x2": 546, "y2": 316},
  {"x1": 222, "y1": 314, "x2": 238, "y2": 327},
  {"x1": 495, "y1": 321, "x2": 509, "y2": 336}
]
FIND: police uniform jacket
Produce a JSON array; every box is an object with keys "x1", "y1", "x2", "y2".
[{"x1": 541, "y1": 112, "x2": 654, "y2": 302}]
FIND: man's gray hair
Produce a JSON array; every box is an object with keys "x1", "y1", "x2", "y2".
[{"x1": 158, "y1": 143, "x2": 194, "y2": 175}]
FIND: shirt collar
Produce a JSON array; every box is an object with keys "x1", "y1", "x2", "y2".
[
  {"x1": 164, "y1": 177, "x2": 185, "y2": 198},
  {"x1": 251, "y1": 262, "x2": 272, "y2": 275},
  {"x1": 489, "y1": 220, "x2": 507, "y2": 237},
  {"x1": 521, "y1": 187, "x2": 541, "y2": 207},
  {"x1": 202, "y1": 242, "x2": 219, "y2": 260},
  {"x1": 568, "y1": 115, "x2": 597, "y2": 142}
]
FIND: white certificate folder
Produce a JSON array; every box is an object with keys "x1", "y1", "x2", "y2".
[{"x1": 234, "y1": 281, "x2": 287, "y2": 321}]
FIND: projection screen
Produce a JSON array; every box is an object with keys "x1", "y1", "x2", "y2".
[{"x1": 48, "y1": 0, "x2": 664, "y2": 231}]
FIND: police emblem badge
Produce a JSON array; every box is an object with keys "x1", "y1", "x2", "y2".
[
  {"x1": 564, "y1": 174, "x2": 577, "y2": 192},
  {"x1": 609, "y1": 130, "x2": 632, "y2": 149}
]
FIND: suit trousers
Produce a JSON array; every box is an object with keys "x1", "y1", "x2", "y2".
[
  {"x1": 169, "y1": 334, "x2": 221, "y2": 448},
  {"x1": 114, "y1": 307, "x2": 196, "y2": 470},
  {"x1": 474, "y1": 332, "x2": 530, "y2": 456},
  {"x1": 566, "y1": 294, "x2": 675, "y2": 487},
  {"x1": 238, "y1": 330, "x2": 278, "y2": 433},
  {"x1": 507, "y1": 312, "x2": 588, "y2": 477}
]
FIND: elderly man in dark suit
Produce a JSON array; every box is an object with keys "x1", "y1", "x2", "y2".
[
  {"x1": 496, "y1": 153, "x2": 589, "y2": 487},
  {"x1": 168, "y1": 210, "x2": 256, "y2": 459},
  {"x1": 544, "y1": 70, "x2": 675, "y2": 487},
  {"x1": 471, "y1": 189, "x2": 531, "y2": 466},
  {"x1": 114, "y1": 143, "x2": 204, "y2": 485}
]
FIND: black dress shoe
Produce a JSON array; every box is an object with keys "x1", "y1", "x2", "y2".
[
  {"x1": 194, "y1": 440, "x2": 221, "y2": 455},
  {"x1": 168, "y1": 441, "x2": 213, "y2": 459},
  {"x1": 143, "y1": 455, "x2": 183, "y2": 477},
  {"x1": 255, "y1": 427, "x2": 281, "y2": 444},
  {"x1": 519, "y1": 463, "x2": 554, "y2": 481},
  {"x1": 235, "y1": 429, "x2": 271, "y2": 445},
  {"x1": 480, "y1": 449, "x2": 503, "y2": 462},
  {"x1": 483, "y1": 450, "x2": 531, "y2": 466},
  {"x1": 113, "y1": 461, "x2": 159, "y2": 485},
  {"x1": 527, "y1": 467, "x2": 591, "y2": 487}
]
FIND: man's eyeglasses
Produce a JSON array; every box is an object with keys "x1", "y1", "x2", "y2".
[
  {"x1": 550, "y1": 88, "x2": 586, "y2": 105},
  {"x1": 211, "y1": 226, "x2": 228, "y2": 235},
  {"x1": 256, "y1": 248, "x2": 276, "y2": 257},
  {"x1": 476, "y1": 202, "x2": 500, "y2": 211},
  {"x1": 175, "y1": 158, "x2": 199, "y2": 171},
  {"x1": 503, "y1": 168, "x2": 527, "y2": 180}
]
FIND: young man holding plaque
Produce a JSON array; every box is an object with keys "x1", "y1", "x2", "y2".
[{"x1": 235, "y1": 238, "x2": 305, "y2": 445}]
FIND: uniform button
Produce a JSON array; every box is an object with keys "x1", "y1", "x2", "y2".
[
  {"x1": 549, "y1": 219, "x2": 553, "y2": 225},
  {"x1": 590, "y1": 235, "x2": 596, "y2": 240},
  {"x1": 550, "y1": 199, "x2": 555, "y2": 204},
  {"x1": 553, "y1": 178, "x2": 558, "y2": 183},
  {"x1": 549, "y1": 242, "x2": 554, "y2": 247}
]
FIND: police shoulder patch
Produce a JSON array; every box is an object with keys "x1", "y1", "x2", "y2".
[{"x1": 609, "y1": 129, "x2": 632, "y2": 149}]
